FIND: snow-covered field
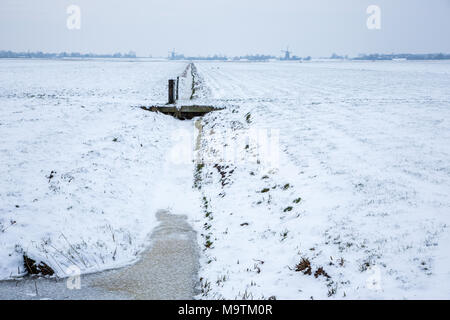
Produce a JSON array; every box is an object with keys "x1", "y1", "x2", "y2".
[
  {"x1": 1, "y1": 59, "x2": 449, "y2": 299},
  {"x1": 192, "y1": 60, "x2": 450, "y2": 299},
  {"x1": 0, "y1": 59, "x2": 199, "y2": 279}
]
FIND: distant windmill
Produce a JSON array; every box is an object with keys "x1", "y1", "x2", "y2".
[
  {"x1": 281, "y1": 47, "x2": 291, "y2": 60},
  {"x1": 168, "y1": 49, "x2": 177, "y2": 60}
]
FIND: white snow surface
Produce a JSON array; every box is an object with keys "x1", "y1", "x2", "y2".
[
  {"x1": 0, "y1": 59, "x2": 199, "y2": 279},
  {"x1": 1, "y1": 59, "x2": 449, "y2": 300},
  {"x1": 191, "y1": 60, "x2": 450, "y2": 299}
]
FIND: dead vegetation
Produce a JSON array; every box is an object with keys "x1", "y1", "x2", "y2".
[
  {"x1": 282, "y1": 183, "x2": 291, "y2": 190},
  {"x1": 1, "y1": 219, "x2": 16, "y2": 233},
  {"x1": 295, "y1": 258, "x2": 312, "y2": 275},
  {"x1": 23, "y1": 255, "x2": 54, "y2": 276},
  {"x1": 194, "y1": 163, "x2": 204, "y2": 190},
  {"x1": 314, "y1": 267, "x2": 330, "y2": 279},
  {"x1": 293, "y1": 197, "x2": 302, "y2": 204},
  {"x1": 46, "y1": 170, "x2": 56, "y2": 182},
  {"x1": 294, "y1": 256, "x2": 337, "y2": 297},
  {"x1": 245, "y1": 112, "x2": 252, "y2": 124},
  {"x1": 295, "y1": 258, "x2": 331, "y2": 279},
  {"x1": 213, "y1": 164, "x2": 235, "y2": 187}
]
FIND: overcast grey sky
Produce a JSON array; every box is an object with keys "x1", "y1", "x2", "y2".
[{"x1": 1, "y1": 0, "x2": 449, "y2": 57}]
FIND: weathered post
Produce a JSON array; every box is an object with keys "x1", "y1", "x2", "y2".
[
  {"x1": 168, "y1": 79, "x2": 175, "y2": 104},
  {"x1": 176, "y1": 76, "x2": 179, "y2": 101}
]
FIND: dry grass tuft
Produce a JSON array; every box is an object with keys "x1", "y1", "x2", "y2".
[
  {"x1": 295, "y1": 258, "x2": 312, "y2": 275},
  {"x1": 314, "y1": 267, "x2": 330, "y2": 279}
]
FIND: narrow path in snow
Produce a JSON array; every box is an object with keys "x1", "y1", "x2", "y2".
[{"x1": 0, "y1": 210, "x2": 200, "y2": 300}]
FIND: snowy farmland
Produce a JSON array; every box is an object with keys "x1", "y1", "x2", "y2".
[
  {"x1": 0, "y1": 59, "x2": 200, "y2": 279},
  {"x1": 1, "y1": 59, "x2": 449, "y2": 299}
]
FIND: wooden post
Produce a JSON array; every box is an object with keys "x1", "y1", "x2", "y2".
[
  {"x1": 176, "y1": 76, "x2": 179, "y2": 101},
  {"x1": 168, "y1": 79, "x2": 175, "y2": 104}
]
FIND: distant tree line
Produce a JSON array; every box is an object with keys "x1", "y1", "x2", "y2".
[
  {"x1": 328, "y1": 53, "x2": 450, "y2": 61},
  {"x1": 0, "y1": 51, "x2": 137, "y2": 59},
  {"x1": 185, "y1": 54, "x2": 228, "y2": 61},
  {"x1": 3, "y1": 50, "x2": 448, "y2": 61},
  {"x1": 353, "y1": 53, "x2": 450, "y2": 60},
  {"x1": 232, "y1": 54, "x2": 276, "y2": 61},
  {"x1": 169, "y1": 53, "x2": 312, "y2": 62}
]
